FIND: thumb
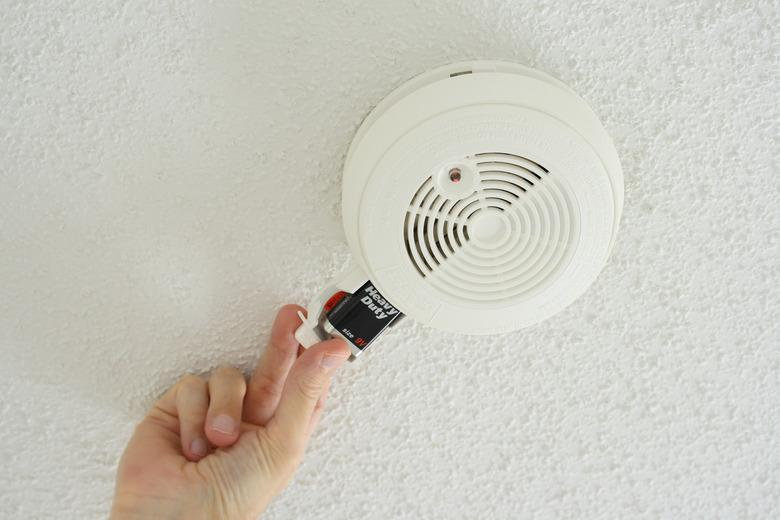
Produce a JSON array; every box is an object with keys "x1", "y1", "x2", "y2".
[{"x1": 266, "y1": 339, "x2": 351, "y2": 458}]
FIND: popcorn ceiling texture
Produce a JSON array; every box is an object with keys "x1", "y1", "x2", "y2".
[{"x1": 1, "y1": 0, "x2": 779, "y2": 518}]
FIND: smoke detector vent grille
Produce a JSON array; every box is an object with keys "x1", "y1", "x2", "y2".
[{"x1": 403, "y1": 152, "x2": 579, "y2": 306}]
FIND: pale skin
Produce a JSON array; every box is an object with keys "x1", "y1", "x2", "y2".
[{"x1": 110, "y1": 305, "x2": 352, "y2": 519}]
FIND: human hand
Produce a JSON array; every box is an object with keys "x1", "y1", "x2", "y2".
[{"x1": 109, "y1": 305, "x2": 351, "y2": 520}]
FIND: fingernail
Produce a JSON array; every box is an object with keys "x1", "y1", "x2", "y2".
[
  {"x1": 191, "y1": 438, "x2": 208, "y2": 457},
  {"x1": 320, "y1": 353, "x2": 349, "y2": 369},
  {"x1": 211, "y1": 414, "x2": 235, "y2": 435}
]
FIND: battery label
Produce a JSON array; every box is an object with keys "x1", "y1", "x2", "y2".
[{"x1": 325, "y1": 280, "x2": 403, "y2": 351}]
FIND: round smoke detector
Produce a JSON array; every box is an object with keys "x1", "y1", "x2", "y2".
[{"x1": 296, "y1": 61, "x2": 623, "y2": 357}]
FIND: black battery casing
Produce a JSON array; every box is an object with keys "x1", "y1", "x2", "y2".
[{"x1": 325, "y1": 280, "x2": 403, "y2": 351}]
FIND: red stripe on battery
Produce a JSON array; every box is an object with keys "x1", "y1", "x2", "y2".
[{"x1": 324, "y1": 291, "x2": 348, "y2": 312}]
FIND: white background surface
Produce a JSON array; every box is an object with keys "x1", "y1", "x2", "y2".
[{"x1": 1, "y1": 1, "x2": 779, "y2": 518}]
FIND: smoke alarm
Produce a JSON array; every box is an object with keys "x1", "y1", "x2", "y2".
[{"x1": 296, "y1": 61, "x2": 623, "y2": 359}]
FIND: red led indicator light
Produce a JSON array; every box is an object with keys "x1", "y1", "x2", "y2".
[{"x1": 449, "y1": 168, "x2": 462, "y2": 183}]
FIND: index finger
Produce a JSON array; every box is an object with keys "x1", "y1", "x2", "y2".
[{"x1": 242, "y1": 304, "x2": 306, "y2": 426}]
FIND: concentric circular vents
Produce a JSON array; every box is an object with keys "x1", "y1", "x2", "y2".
[{"x1": 342, "y1": 61, "x2": 623, "y2": 335}]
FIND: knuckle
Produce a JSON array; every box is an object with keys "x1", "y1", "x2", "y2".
[
  {"x1": 213, "y1": 366, "x2": 246, "y2": 384},
  {"x1": 295, "y1": 370, "x2": 326, "y2": 401},
  {"x1": 181, "y1": 409, "x2": 206, "y2": 428},
  {"x1": 249, "y1": 372, "x2": 283, "y2": 399},
  {"x1": 266, "y1": 335, "x2": 299, "y2": 362},
  {"x1": 177, "y1": 375, "x2": 205, "y2": 391}
]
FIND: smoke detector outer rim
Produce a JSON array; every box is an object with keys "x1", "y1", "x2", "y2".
[{"x1": 342, "y1": 61, "x2": 623, "y2": 335}]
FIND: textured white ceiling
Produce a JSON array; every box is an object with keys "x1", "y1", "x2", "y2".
[{"x1": 2, "y1": 1, "x2": 779, "y2": 518}]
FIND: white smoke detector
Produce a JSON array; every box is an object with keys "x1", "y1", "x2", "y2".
[{"x1": 296, "y1": 61, "x2": 623, "y2": 359}]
